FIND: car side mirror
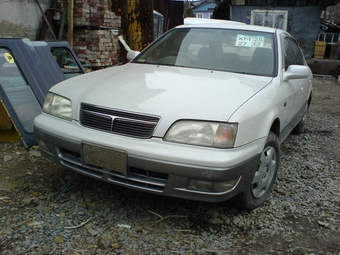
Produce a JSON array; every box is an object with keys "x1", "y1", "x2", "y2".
[
  {"x1": 127, "y1": 51, "x2": 140, "y2": 61},
  {"x1": 283, "y1": 65, "x2": 310, "y2": 81}
]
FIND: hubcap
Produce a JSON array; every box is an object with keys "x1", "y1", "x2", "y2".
[{"x1": 252, "y1": 146, "x2": 277, "y2": 198}]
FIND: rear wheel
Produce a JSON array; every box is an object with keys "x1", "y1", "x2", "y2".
[{"x1": 232, "y1": 132, "x2": 280, "y2": 210}]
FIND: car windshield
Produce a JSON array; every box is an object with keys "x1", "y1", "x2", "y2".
[{"x1": 134, "y1": 28, "x2": 275, "y2": 77}]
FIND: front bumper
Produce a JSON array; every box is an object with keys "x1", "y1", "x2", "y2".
[{"x1": 34, "y1": 115, "x2": 265, "y2": 202}]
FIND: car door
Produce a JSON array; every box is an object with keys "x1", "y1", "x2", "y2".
[
  {"x1": 281, "y1": 35, "x2": 309, "y2": 132},
  {"x1": 0, "y1": 48, "x2": 42, "y2": 147},
  {"x1": 0, "y1": 38, "x2": 85, "y2": 147}
]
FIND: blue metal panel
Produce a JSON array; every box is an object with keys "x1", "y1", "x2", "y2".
[{"x1": 0, "y1": 38, "x2": 85, "y2": 147}]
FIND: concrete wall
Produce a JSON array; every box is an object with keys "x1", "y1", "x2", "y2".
[{"x1": 0, "y1": 0, "x2": 52, "y2": 40}]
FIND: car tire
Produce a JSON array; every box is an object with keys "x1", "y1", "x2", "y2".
[{"x1": 231, "y1": 132, "x2": 280, "y2": 211}]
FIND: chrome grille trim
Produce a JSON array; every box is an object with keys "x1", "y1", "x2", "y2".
[{"x1": 79, "y1": 103, "x2": 160, "y2": 138}]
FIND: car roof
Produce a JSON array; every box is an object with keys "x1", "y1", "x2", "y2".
[
  {"x1": 184, "y1": 17, "x2": 245, "y2": 25},
  {"x1": 180, "y1": 18, "x2": 279, "y2": 34}
]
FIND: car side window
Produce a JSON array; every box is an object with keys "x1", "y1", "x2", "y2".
[{"x1": 284, "y1": 37, "x2": 305, "y2": 70}]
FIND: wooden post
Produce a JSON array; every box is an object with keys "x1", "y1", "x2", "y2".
[{"x1": 67, "y1": 0, "x2": 74, "y2": 47}]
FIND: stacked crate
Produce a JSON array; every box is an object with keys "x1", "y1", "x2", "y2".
[{"x1": 73, "y1": 0, "x2": 122, "y2": 68}]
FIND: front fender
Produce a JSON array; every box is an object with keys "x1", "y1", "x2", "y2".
[{"x1": 229, "y1": 78, "x2": 284, "y2": 147}]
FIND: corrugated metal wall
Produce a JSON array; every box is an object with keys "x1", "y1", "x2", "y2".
[{"x1": 153, "y1": 0, "x2": 184, "y2": 32}]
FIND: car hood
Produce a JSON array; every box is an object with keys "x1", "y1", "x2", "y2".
[{"x1": 51, "y1": 63, "x2": 272, "y2": 135}]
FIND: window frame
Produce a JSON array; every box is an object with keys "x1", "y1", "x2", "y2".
[{"x1": 250, "y1": 10, "x2": 288, "y2": 31}]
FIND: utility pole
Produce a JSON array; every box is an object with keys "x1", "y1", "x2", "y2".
[{"x1": 112, "y1": 0, "x2": 154, "y2": 52}]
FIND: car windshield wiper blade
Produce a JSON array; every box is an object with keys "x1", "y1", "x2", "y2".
[{"x1": 140, "y1": 61, "x2": 177, "y2": 67}]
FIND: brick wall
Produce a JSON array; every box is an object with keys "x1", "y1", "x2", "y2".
[{"x1": 73, "y1": 0, "x2": 122, "y2": 68}]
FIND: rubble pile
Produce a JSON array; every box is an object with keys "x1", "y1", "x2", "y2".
[{"x1": 73, "y1": 0, "x2": 122, "y2": 67}]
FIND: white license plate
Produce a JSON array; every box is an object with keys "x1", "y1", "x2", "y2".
[{"x1": 82, "y1": 143, "x2": 127, "y2": 176}]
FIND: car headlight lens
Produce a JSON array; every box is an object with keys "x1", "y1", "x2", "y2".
[
  {"x1": 164, "y1": 121, "x2": 238, "y2": 148},
  {"x1": 43, "y1": 93, "x2": 72, "y2": 120}
]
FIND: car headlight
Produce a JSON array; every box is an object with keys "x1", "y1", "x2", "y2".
[
  {"x1": 43, "y1": 93, "x2": 72, "y2": 120},
  {"x1": 164, "y1": 121, "x2": 238, "y2": 148}
]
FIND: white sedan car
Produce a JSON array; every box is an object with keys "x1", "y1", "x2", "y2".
[{"x1": 34, "y1": 21, "x2": 312, "y2": 210}]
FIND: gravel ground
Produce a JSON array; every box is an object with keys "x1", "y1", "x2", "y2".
[{"x1": 0, "y1": 76, "x2": 339, "y2": 255}]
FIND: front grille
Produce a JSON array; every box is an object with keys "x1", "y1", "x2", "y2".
[{"x1": 79, "y1": 103, "x2": 160, "y2": 138}]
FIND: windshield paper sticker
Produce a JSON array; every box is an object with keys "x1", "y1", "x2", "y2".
[{"x1": 235, "y1": 34, "x2": 264, "y2": 47}]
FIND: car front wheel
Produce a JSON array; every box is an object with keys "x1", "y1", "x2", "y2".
[{"x1": 232, "y1": 132, "x2": 280, "y2": 210}]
